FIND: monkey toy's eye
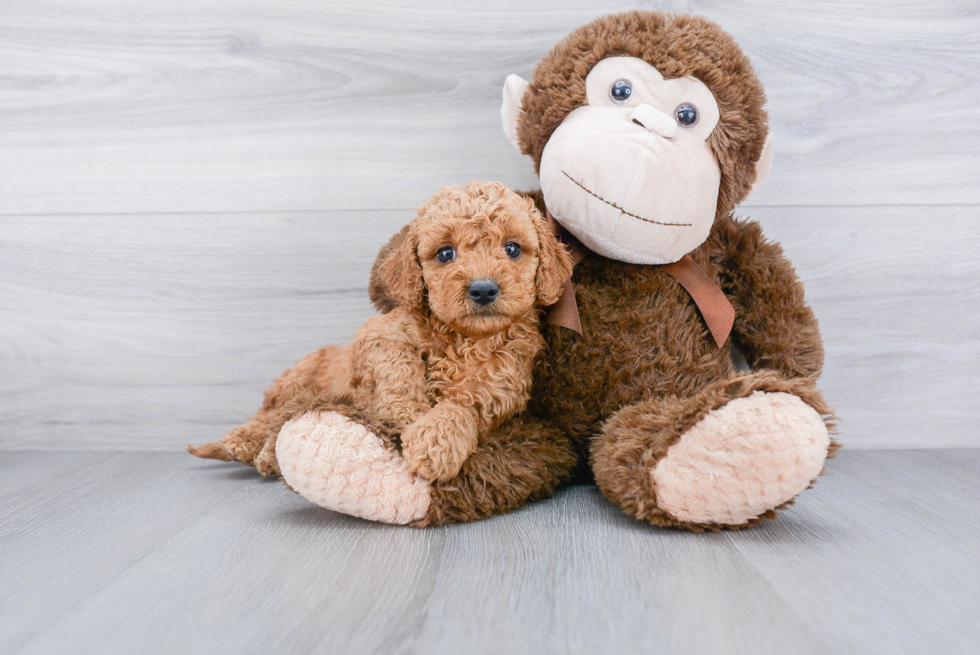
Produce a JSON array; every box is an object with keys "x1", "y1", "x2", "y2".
[
  {"x1": 675, "y1": 103, "x2": 699, "y2": 127},
  {"x1": 436, "y1": 246, "x2": 456, "y2": 263},
  {"x1": 610, "y1": 79, "x2": 632, "y2": 104},
  {"x1": 504, "y1": 242, "x2": 521, "y2": 259}
]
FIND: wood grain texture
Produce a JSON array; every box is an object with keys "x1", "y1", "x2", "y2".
[
  {"x1": 727, "y1": 449, "x2": 980, "y2": 654},
  {"x1": 1, "y1": 0, "x2": 977, "y2": 450},
  {"x1": 2, "y1": 205, "x2": 978, "y2": 450},
  {"x1": 0, "y1": 450, "x2": 977, "y2": 654},
  {"x1": 0, "y1": 0, "x2": 978, "y2": 214},
  {"x1": 0, "y1": 453, "x2": 254, "y2": 652}
]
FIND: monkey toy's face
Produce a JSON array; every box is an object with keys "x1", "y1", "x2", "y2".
[
  {"x1": 540, "y1": 57, "x2": 721, "y2": 265},
  {"x1": 502, "y1": 56, "x2": 772, "y2": 266}
]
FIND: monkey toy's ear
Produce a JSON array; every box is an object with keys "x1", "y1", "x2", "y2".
[
  {"x1": 378, "y1": 223, "x2": 425, "y2": 311},
  {"x1": 501, "y1": 74, "x2": 530, "y2": 151},
  {"x1": 743, "y1": 131, "x2": 775, "y2": 201}
]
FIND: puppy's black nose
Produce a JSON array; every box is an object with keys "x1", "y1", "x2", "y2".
[{"x1": 467, "y1": 279, "x2": 499, "y2": 306}]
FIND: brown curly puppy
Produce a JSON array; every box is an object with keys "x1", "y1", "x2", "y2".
[{"x1": 190, "y1": 180, "x2": 572, "y2": 482}]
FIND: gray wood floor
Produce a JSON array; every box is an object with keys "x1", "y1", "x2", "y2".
[{"x1": 1, "y1": 449, "x2": 977, "y2": 655}]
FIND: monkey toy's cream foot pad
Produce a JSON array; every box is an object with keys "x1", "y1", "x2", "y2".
[
  {"x1": 276, "y1": 411, "x2": 431, "y2": 525},
  {"x1": 652, "y1": 391, "x2": 830, "y2": 526}
]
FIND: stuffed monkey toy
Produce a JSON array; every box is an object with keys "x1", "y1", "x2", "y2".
[{"x1": 195, "y1": 10, "x2": 837, "y2": 531}]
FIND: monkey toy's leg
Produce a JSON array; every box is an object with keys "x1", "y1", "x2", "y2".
[
  {"x1": 188, "y1": 345, "x2": 351, "y2": 477},
  {"x1": 590, "y1": 371, "x2": 838, "y2": 531},
  {"x1": 275, "y1": 408, "x2": 577, "y2": 526}
]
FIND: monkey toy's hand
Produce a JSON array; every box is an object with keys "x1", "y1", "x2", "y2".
[{"x1": 401, "y1": 403, "x2": 479, "y2": 482}]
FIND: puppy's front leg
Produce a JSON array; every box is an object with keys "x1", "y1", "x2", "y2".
[
  {"x1": 401, "y1": 403, "x2": 479, "y2": 482},
  {"x1": 351, "y1": 317, "x2": 432, "y2": 430}
]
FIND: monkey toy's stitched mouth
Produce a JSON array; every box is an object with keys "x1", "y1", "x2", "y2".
[{"x1": 561, "y1": 171, "x2": 692, "y2": 227}]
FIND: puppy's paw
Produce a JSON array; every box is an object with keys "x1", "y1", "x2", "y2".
[
  {"x1": 254, "y1": 446, "x2": 281, "y2": 478},
  {"x1": 222, "y1": 420, "x2": 270, "y2": 464},
  {"x1": 384, "y1": 399, "x2": 433, "y2": 432},
  {"x1": 401, "y1": 408, "x2": 478, "y2": 482}
]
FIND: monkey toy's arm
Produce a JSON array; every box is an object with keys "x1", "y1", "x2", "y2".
[{"x1": 710, "y1": 215, "x2": 824, "y2": 380}]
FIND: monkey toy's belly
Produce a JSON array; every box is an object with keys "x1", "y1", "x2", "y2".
[{"x1": 529, "y1": 257, "x2": 735, "y2": 443}]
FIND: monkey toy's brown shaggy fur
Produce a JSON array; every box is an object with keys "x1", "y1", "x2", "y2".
[
  {"x1": 191, "y1": 181, "x2": 572, "y2": 485},
  {"x1": 193, "y1": 11, "x2": 839, "y2": 531}
]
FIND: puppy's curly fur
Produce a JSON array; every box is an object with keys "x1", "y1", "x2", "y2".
[{"x1": 190, "y1": 181, "x2": 572, "y2": 482}]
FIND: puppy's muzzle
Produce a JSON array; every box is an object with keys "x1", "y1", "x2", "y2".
[{"x1": 467, "y1": 279, "x2": 499, "y2": 306}]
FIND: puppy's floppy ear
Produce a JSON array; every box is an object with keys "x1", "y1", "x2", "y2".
[
  {"x1": 532, "y1": 206, "x2": 573, "y2": 307},
  {"x1": 369, "y1": 223, "x2": 411, "y2": 313},
  {"x1": 378, "y1": 222, "x2": 425, "y2": 310}
]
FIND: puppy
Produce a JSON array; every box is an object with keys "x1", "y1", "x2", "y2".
[{"x1": 190, "y1": 181, "x2": 572, "y2": 482}]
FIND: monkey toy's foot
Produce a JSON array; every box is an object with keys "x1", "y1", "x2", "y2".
[
  {"x1": 651, "y1": 391, "x2": 830, "y2": 527},
  {"x1": 594, "y1": 374, "x2": 835, "y2": 530},
  {"x1": 276, "y1": 411, "x2": 432, "y2": 525},
  {"x1": 275, "y1": 408, "x2": 577, "y2": 527}
]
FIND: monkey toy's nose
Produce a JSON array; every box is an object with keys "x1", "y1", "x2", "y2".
[
  {"x1": 467, "y1": 279, "x2": 499, "y2": 306},
  {"x1": 630, "y1": 103, "x2": 678, "y2": 140}
]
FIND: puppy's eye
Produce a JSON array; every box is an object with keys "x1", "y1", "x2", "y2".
[
  {"x1": 675, "y1": 103, "x2": 698, "y2": 127},
  {"x1": 436, "y1": 246, "x2": 456, "y2": 263},
  {"x1": 610, "y1": 79, "x2": 632, "y2": 104},
  {"x1": 504, "y1": 242, "x2": 521, "y2": 259}
]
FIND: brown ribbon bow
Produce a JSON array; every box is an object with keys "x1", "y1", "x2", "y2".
[{"x1": 543, "y1": 210, "x2": 735, "y2": 348}]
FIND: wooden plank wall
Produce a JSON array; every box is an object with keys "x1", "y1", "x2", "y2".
[{"x1": 1, "y1": 0, "x2": 978, "y2": 449}]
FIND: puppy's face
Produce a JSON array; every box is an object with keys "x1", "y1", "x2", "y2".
[
  {"x1": 418, "y1": 204, "x2": 541, "y2": 336},
  {"x1": 380, "y1": 181, "x2": 573, "y2": 337}
]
